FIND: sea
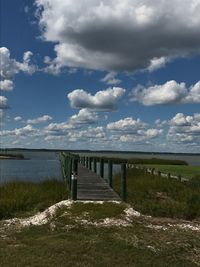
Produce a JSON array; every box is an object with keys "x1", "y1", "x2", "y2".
[{"x1": 0, "y1": 150, "x2": 199, "y2": 183}]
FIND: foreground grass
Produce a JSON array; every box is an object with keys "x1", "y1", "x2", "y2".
[
  {"x1": 0, "y1": 202, "x2": 199, "y2": 267},
  {"x1": 0, "y1": 180, "x2": 67, "y2": 219},
  {"x1": 113, "y1": 168, "x2": 200, "y2": 220},
  {"x1": 142, "y1": 165, "x2": 200, "y2": 179}
]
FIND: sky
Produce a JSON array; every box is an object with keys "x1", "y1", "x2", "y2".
[{"x1": 0, "y1": 0, "x2": 200, "y2": 152}]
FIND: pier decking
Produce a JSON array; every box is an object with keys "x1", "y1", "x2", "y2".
[{"x1": 77, "y1": 164, "x2": 121, "y2": 201}]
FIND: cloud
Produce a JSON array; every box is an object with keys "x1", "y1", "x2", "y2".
[
  {"x1": 101, "y1": 72, "x2": 121, "y2": 85},
  {"x1": 68, "y1": 127, "x2": 105, "y2": 142},
  {"x1": 168, "y1": 113, "x2": 200, "y2": 145},
  {"x1": 0, "y1": 96, "x2": 9, "y2": 109},
  {"x1": 107, "y1": 117, "x2": 162, "y2": 143},
  {"x1": 0, "y1": 47, "x2": 36, "y2": 80},
  {"x1": 147, "y1": 57, "x2": 169, "y2": 72},
  {"x1": 0, "y1": 80, "x2": 14, "y2": 91},
  {"x1": 0, "y1": 47, "x2": 37, "y2": 111},
  {"x1": 36, "y1": 0, "x2": 200, "y2": 72},
  {"x1": 69, "y1": 109, "x2": 98, "y2": 125},
  {"x1": 14, "y1": 116, "x2": 23, "y2": 122},
  {"x1": 68, "y1": 87, "x2": 125, "y2": 111},
  {"x1": 0, "y1": 125, "x2": 36, "y2": 137},
  {"x1": 27, "y1": 115, "x2": 53, "y2": 124},
  {"x1": 131, "y1": 80, "x2": 200, "y2": 105},
  {"x1": 107, "y1": 117, "x2": 147, "y2": 133},
  {"x1": 119, "y1": 129, "x2": 163, "y2": 143}
]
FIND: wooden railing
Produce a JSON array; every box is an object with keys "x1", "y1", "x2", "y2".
[
  {"x1": 79, "y1": 156, "x2": 127, "y2": 201},
  {"x1": 60, "y1": 152, "x2": 79, "y2": 200}
]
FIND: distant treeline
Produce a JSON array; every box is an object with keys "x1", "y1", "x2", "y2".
[{"x1": 2, "y1": 148, "x2": 200, "y2": 156}]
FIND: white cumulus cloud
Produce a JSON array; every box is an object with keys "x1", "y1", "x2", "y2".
[
  {"x1": 131, "y1": 80, "x2": 200, "y2": 105},
  {"x1": 0, "y1": 80, "x2": 14, "y2": 91},
  {"x1": 27, "y1": 115, "x2": 52, "y2": 125},
  {"x1": 69, "y1": 109, "x2": 98, "y2": 125},
  {"x1": 0, "y1": 47, "x2": 36, "y2": 80},
  {"x1": 68, "y1": 87, "x2": 125, "y2": 111}
]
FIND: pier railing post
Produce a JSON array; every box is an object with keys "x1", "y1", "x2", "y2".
[
  {"x1": 86, "y1": 157, "x2": 89, "y2": 168},
  {"x1": 71, "y1": 174, "x2": 77, "y2": 201},
  {"x1": 100, "y1": 158, "x2": 104, "y2": 178},
  {"x1": 93, "y1": 157, "x2": 97, "y2": 173},
  {"x1": 89, "y1": 157, "x2": 92, "y2": 170},
  {"x1": 121, "y1": 163, "x2": 127, "y2": 202},
  {"x1": 108, "y1": 160, "x2": 113, "y2": 187}
]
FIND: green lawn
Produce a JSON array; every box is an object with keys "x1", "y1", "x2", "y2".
[{"x1": 143, "y1": 165, "x2": 200, "y2": 179}]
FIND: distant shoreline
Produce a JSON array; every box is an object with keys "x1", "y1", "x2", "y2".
[
  {"x1": 0, "y1": 154, "x2": 25, "y2": 160},
  {"x1": 1, "y1": 148, "x2": 200, "y2": 156}
]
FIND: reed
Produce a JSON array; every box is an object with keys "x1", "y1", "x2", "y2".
[
  {"x1": 0, "y1": 179, "x2": 67, "y2": 219},
  {"x1": 113, "y1": 168, "x2": 200, "y2": 220}
]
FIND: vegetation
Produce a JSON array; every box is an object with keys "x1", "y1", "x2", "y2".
[
  {"x1": 140, "y1": 164, "x2": 200, "y2": 179},
  {"x1": 0, "y1": 153, "x2": 25, "y2": 159},
  {"x1": 0, "y1": 202, "x2": 199, "y2": 267},
  {"x1": 113, "y1": 168, "x2": 200, "y2": 220},
  {"x1": 0, "y1": 180, "x2": 67, "y2": 219},
  {"x1": 94, "y1": 156, "x2": 188, "y2": 165}
]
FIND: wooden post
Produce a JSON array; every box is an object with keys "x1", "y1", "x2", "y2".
[
  {"x1": 100, "y1": 158, "x2": 104, "y2": 178},
  {"x1": 158, "y1": 171, "x2": 161, "y2": 177},
  {"x1": 89, "y1": 157, "x2": 92, "y2": 170},
  {"x1": 73, "y1": 158, "x2": 78, "y2": 175},
  {"x1": 71, "y1": 174, "x2": 77, "y2": 201},
  {"x1": 121, "y1": 163, "x2": 127, "y2": 202},
  {"x1": 86, "y1": 157, "x2": 89, "y2": 168},
  {"x1": 151, "y1": 168, "x2": 155, "y2": 175},
  {"x1": 178, "y1": 175, "x2": 182, "y2": 182},
  {"x1": 93, "y1": 157, "x2": 97, "y2": 173},
  {"x1": 83, "y1": 156, "x2": 85, "y2": 166},
  {"x1": 108, "y1": 160, "x2": 113, "y2": 187},
  {"x1": 167, "y1": 173, "x2": 171, "y2": 179},
  {"x1": 67, "y1": 157, "x2": 72, "y2": 189}
]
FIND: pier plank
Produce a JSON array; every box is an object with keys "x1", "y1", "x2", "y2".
[{"x1": 77, "y1": 164, "x2": 121, "y2": 201}]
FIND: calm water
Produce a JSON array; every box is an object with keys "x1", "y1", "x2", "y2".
[
  {"x1": 0, "y1": 150, "x2": 199, "y2": 183},
  {"x1": 0, "y1": 151, "x2": 62, "y2": 183}
]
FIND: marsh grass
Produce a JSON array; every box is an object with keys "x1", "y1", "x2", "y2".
[
  {"x1": 142, "y1": 165, "x2": 200, "y2": 179},
  {"x1": 0, "y1": 180, "x2": 67, "y2": 219},
  {"x1": 113, "y1": 168, "x2": 200, "y2": 220}
]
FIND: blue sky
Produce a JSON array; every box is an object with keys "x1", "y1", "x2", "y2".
[{"x1": 0, "y1": 0, "x2": 200, "y2": 152}]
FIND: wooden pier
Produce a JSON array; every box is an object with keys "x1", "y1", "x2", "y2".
[{"x1": 77, "y1": 164, "x2": 121, "y2": 201}]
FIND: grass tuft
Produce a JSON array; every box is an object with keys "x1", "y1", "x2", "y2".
[
  {"x1": 0, "y1": 180, "x2": 67, "y2": 219},
  {"x1": 113, "y1": 168, "x2": 200, "y2": 220}
]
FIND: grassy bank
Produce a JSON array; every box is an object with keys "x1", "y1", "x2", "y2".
[
  {"x1": 0, "y1": 202, "x2": 200, "y2": 267},
  {"x1": 113, "y1": 168, "x2": 200, "y2": 220},
  {"x1": 0, "y1": 180, "x2": 67, "y2": 219},
  {"x1": 94, "y1": 156, "x2": 188, "y2": 165},
  {"x1": 140, "y1": 165, "x2": 200, "y2": 179}
]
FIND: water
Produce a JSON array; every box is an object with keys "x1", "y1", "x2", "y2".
[
  {"x1": 0, "y1": 151, "x2": 62, "y2": 183},
  {"x1": 0, "y1": 150, "x2": 199, "y2": 184}
]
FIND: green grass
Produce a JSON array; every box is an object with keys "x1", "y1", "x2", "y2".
[
  {"x1": 113, "y1": 168, "x2": 200, "y2": 220},
  {"x1": 140, "y1": 165, "x2": 200, "y2": 179},
  {"x1": 0, "y1": 180, "x2": 68, "y2": 219},
  {"x1": 94, "y1": 156, "x2": 188, "y2": 165},
  {"x1": 0, "y1": 202, "x2": 199, "y2": 267}
]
